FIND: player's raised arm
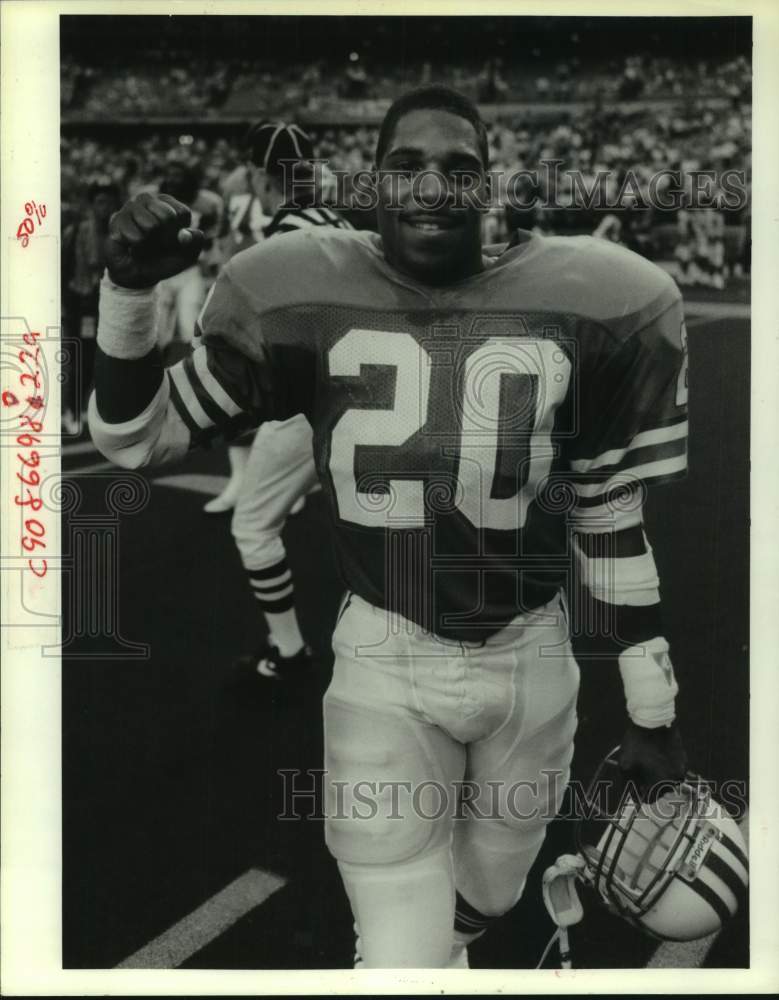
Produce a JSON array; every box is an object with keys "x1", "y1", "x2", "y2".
[
  {"x1": 88, "y1": 192, "x2": 265, "y2": 469},
  {"x1": 565, "y1": 278, "x2": 690, "y2": 795}
]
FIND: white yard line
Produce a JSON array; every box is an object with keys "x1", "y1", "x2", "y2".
[
  {"x1": 683, "y1": 301, "x2": 750, "y2": 320},
  {"x1": 116, "y1": 867, "x2": 286, "y2": 969},
  {"x1": 64, "y1": 460, "x2": 115, "y2": 474},
  {"x1": 152, "y1": 473, "x2": 228, "y2": 497},
  {"x1": 647, "y1": 810, "x2": 749, "y2": 969}
]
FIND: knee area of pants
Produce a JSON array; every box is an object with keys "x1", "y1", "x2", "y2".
[
  {"x1": 477, "y1": 768, "x2": 568, "y2": 830},
  {"x1": 325, "y1": 778, "x2": 451, "y2": 866},
  {"x1": 337, "y1": 840, "x2": 452, "y2": 885}
]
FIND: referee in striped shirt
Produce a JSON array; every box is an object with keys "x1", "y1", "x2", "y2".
[{"x1": 249, "y1": 119, "x2": 350, "y2": 240}]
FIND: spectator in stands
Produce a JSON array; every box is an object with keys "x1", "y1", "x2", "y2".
[
  {"x1": 478, "y1": 58, "x2": 508, "y2": 103},
  {"x1": 618, "y1": 56, "x2": 646, "y2": 100},
  {"x1": 342, "y1": 52, "x2": 369, "y2": 99}
]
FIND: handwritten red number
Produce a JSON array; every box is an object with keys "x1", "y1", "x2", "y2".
[
  {"x1": 25, "y1": 518, "x2": 45, "y2": 538},
  {"x1": 28, "y1": 559, "x2": 48, "y2": 578},
  {"x1": 15, "y1": 490, "x2": 43, "y2": 511},
  {"x1": 19, "y1": 349, "x2": 40, "y2": 369},
  {"x1": 17, "y1": 468, "x2": 41, "y2": 487}
]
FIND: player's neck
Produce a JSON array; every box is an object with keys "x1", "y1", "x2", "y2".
[{"x1": 388, "y1": 248, "x2": 485, "y2": 288}]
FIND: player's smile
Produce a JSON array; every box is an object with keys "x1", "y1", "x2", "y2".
[
  {"x1": 376, "y1": 108, "x2": 489, "y2": 285},
  {"x1": 402, "y1": 211, "x2": 461, "y2": 235}
]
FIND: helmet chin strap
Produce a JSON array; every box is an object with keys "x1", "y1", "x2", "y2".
[{"x1": 539, "y1": 854, "x2": 587, "y2": 969}]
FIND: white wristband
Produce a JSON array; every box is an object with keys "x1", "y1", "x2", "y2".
[
  {"x1": 618, "y1": 636, "x2": 678, "y2": 728},
  {"x1": 97, "y1": 272, "x2": 157, "y2": 360}
]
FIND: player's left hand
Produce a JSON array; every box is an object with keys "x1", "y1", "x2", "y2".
[{"x1": 618, "y1": 719, "x2": 688, "y2": 801}]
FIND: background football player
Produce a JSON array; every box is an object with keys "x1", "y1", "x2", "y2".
[
  {"x1": 205, "y1": 121, "x2": 350, "y2": 518},
  {"x1": 225, "y1": 120, "x2": 353, "y2": 679},
  {"x1": 152, "y1": 157, "x2": 224, "y2": 361},
  {"x1": 89, "y1": 85, "x2": 689, "y2": 968}
]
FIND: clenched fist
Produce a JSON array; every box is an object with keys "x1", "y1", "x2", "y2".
[{"x1": 105, "y1": 192, "x2": 205, "y2": 289}]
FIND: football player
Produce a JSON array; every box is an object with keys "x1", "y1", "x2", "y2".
[
  {"x1": 89, "y1": 85, "x2": 689, "y2": 968},
  {"x1": 219, "y1": 157, "x2": 271, "y2": 262},
  {"x1": 225, "y1": 121, "x2": 353, "y2": 677}
]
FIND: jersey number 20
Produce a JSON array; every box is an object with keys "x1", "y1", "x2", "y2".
[{"x1": 328, "y1": 328, "x2": 571, "y2": 531}]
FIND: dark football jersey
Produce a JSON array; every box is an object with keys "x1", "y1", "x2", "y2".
[{"x1": 157, "y1": 228, "x2": 689, "y2": 640}]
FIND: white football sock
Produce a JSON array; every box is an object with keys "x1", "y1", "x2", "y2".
[{"x1": 266, "y1": 608, "x2": 305, "y2": 659}]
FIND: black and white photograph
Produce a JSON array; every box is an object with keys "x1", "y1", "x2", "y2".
[{"x1": 1, "y1": 1, "x2": 777, "y2": 993}]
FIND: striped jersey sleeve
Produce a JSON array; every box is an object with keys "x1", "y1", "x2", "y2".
[
  {"x1": 565, "y1": 289, "x2": 689, "y2": 527},
  {"x1": 89, "y1": 262, "x2": 302, "y2": 469},
  {"x1": 169, "y1": 265, "x2": 299, "y2": 447}
]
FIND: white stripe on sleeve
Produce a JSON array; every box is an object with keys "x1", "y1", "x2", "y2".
[
  {"x1": 191, "y1": 346, "x2": 243, "y2": 418},
  {"x1": 570, "y1": 421, "x2": 688, "y2": 474},
  {"x1": 572, "y1": 453, "x2": 688, "y2": 499},
  {"x1": 168, "y1": 364, "x2": 214, "y2": 430},
  {"x1": 88, "y1": 378, "x2": 191, "y2": 470}
]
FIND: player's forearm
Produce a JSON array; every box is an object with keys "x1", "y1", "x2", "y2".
[
  {"x1": 88, "y1": 275, "x2": 190, "y2": 469},
  {"x1": 571, "y1": 519, "x2": 679, "y2": 728}
]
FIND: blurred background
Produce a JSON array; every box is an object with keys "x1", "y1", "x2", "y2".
[
  {"x1": 61, "y1": 15, "x2": 751, "y2": 238},
  {"x1": 59, "y1": 16, "x2": 752, "y2": 971},
  {"x1": 59, "y1": 14, "x2": 751, "y2": 413}
]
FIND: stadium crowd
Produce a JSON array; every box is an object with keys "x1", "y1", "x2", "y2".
[
  {"x1": 62, "y1": 52, "x2": 750, "y2": 116},
  {"x1": 62, "y1": 94, "x2": 751, "y2": 240},
  {"x1": 60, "y1": 47, "x2": 750, "y2": 430}
]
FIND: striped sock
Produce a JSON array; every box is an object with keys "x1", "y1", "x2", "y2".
[
  {"x1": 247, "y1": 558, "x2": 303, "y2": 657},
  {"x1": 454, "y1": 891, "x2": 495, "y2": 938}
]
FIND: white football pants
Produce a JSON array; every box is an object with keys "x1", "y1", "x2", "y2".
[
  {"x1": 324, "y1": 591, "x2": 580, "y2": 967},
  {"x1": 156, "y1": 265, "x2": 208, "y2": 350},
  {"x1": 231, "y1": 414, "x2": 318, "y2": 572}
]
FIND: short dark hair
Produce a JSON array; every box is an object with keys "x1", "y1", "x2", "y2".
[{"x1": 375, "y1": 84, "x2": 490, "y2": 168}]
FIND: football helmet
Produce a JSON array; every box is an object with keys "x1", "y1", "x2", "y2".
[{"x1": 572, "y1": 747, "x2": 748, "y2": 941}]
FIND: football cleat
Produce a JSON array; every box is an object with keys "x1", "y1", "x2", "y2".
[
  {"x1": 256, "y1": 642, "x2": 314, "y2": 680},
  {"x1": 573, "y1": 748, "x2": 748, "y2": 941},
  {"x1": 231, "y1": 641, "x2": 315, "y2": 683}
]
